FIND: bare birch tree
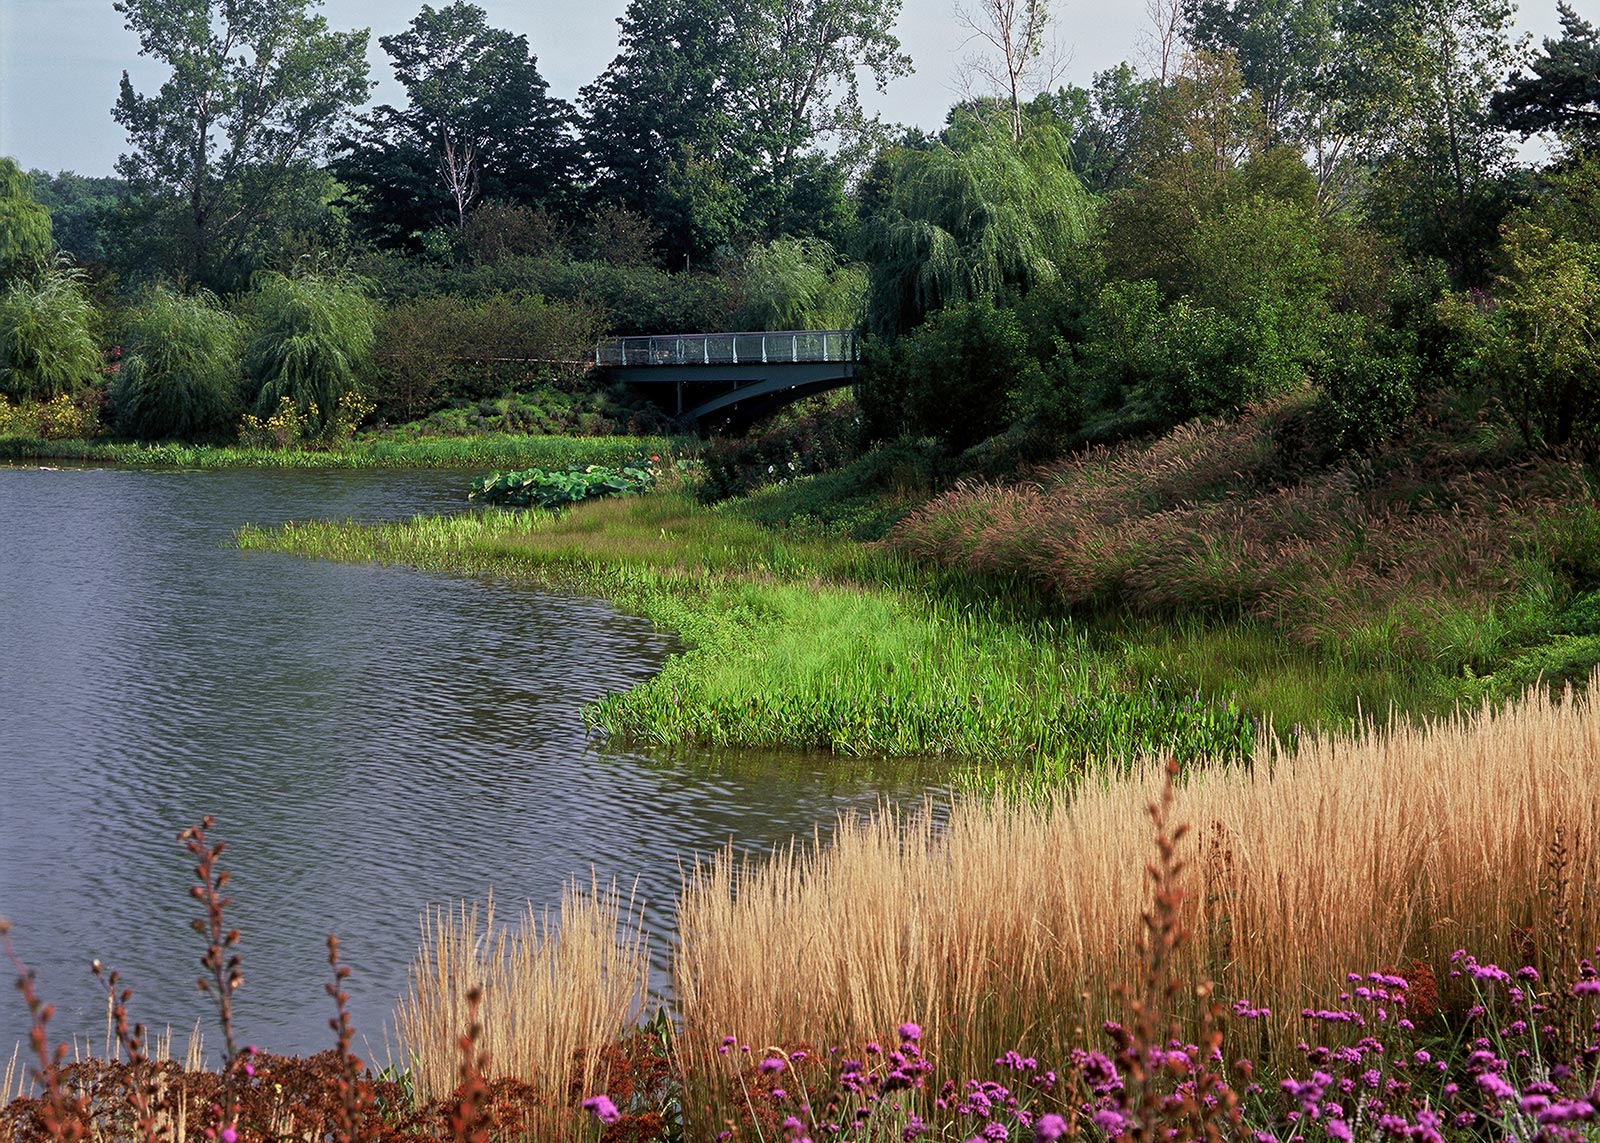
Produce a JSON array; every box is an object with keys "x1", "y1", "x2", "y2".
[{"x1": 955, "y1": 0, "x2": 1064, "y2": 140}]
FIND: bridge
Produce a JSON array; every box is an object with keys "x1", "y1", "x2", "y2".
[{"x1": 596, "y1": 330, "x2": 859, "y2": 427}]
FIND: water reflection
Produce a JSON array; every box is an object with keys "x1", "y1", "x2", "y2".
[{"x1": 0, "y1": 467, "x2": 945, "y2": 1057}]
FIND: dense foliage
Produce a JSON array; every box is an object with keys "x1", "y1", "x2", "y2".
[
  {"x1": 0, "y1": 0, "x2": 1595, "y2": 482},
  {"x1": 111, "y1": 286, "x2": 243, "y2": 440}
]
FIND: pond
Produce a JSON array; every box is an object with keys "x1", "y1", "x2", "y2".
[{"x1": 0, "y1": 466, "x2": 945, "y2": 1059}]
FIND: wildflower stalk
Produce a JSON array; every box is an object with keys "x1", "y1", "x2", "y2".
[{"x1": 2, "y1": 920, "x2": 88, "y2": 1142}]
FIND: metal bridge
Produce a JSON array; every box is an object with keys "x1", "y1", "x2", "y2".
[{"x1": 596, "y1": 329, "x2": 859, "y2": 426}]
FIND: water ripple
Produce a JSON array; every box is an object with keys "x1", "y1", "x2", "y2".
[{"x1": 0, "y1": 468, "x2": 945, "y2": 1057}]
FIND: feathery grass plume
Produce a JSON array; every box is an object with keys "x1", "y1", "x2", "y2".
[
  {"x1": 243, "y1": 272, "x2": 377, "y2": 438},
  {"x1": 0, "y1": 265, "x2": 101, "y2": 403},
  {"x1": 111, "y1": 285, "x2": 242, "y2": 441},
  {"x1": 395, "y1": 881, "x2": 648, "y2": 1141},
  {"x1": 674, "y1": 670, "x2": 1600, "y2": 1124}
]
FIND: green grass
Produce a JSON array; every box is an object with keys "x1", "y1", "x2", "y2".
[
  {"x1": 0, "y1": 433, "x2": 685, "y2": 469},
  {"x1": 238, "y1": 494, "x2": 1257, "y2": 779}
]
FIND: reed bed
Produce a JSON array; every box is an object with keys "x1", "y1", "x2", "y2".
[
  {"x1": 394, "y1": 881, "x2": 649, "y2": 1140},
  {"x1": 674, "y1": 672, "x2": 1600, "y2": 1116}
]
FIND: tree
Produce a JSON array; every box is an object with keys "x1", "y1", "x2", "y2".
[
  {"x1": 244, "y1": 271, "x2": 377, "y2": 436},
  {"x1": 112, "y1": 0, "x2": 371, "y2": 287},
  {"x1": 1336, "y1": 0, "x2": 1523, "y2": 281},
  {"x1": 26, "y1": 171, "x2": 125, "y2": 265},
  {"x1": 1473, "y1": 216, "x2": 1600, "y2": 452},
  {"x1": 0, "y1": 160, "x2": 53, "y2": 281},
  {"x1": 112, "y1": 285, "x2": 243, "y2": 440},
  {"x1": 956, "y1": 0, "x2": 1061, "y2": 141},
  {"x1": 1183, "y1": 0, "x2": 1338, "y2": 150},
  {"x1": 0, "y1": 267, "x2": 101, "y2": 402},
  {"x1": 859, "y1": 120, "x2": 1094, "y2": 336},
  {"x1": 1492, "y1": 2, "x2": 1600, "y2": 155},
  {"x1": 580, "y1": 0, "x2": 907, "y2": 261},
  {"x1": 337, "y1": 2, "x2": 577, "y2": 248}
]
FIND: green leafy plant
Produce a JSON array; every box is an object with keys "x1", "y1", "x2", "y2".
[
  {"x1": 244, "y1": 272, "x2": 378, "y2": 439},
  {"x1": 469, "y1": 459, "x2": 657, "y2": 509}
]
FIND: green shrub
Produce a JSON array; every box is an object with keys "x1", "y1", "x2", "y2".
[
  {"x1": 857, "y1": 298, "x2": 1039, "y2": 452},
  {"x1": 111, "y1": 286, "x2": 242, "y2": 441},
  {"x1": 696, "y1": 394, "x2": 863, "y2": 503},
  {"x1": 244, "y1": 272, "x2": 378, "y2": 439},
  {"x1": 1315, "y1": 322, "x2": 1422, "y2": 452},
  {"x1": 0, "y1": 265, "x2": 101, "y2": 401},
  {"x1": 1472, "y1": 216, "x2": 1600, "y2": 454}
]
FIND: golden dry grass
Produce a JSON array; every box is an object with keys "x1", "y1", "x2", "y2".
[
  {"x1": 395, "y1": 880, "x2": 649, "y2": 1140},
  {"x1": 674, "y1": 672, "x2": 1600, "y2": 1102}
]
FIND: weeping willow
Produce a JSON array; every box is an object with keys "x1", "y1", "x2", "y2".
[
  {"x1": 737, "y1": 237, "x2": 868, "y2": 331},
  {"x1": 861, "y1": 120, "x2": 1095, "y2": 336},
  {"x1": 0, "y1": 265, "x2": 102, "y2": 402},
  {"x1": 245, "y1": 271, "x2": 378, "y2": 433},
  {"x1": 112, "y1": 285, "x2": 243, "y2": 441}
]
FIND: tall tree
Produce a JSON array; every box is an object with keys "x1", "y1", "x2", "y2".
[
  {"x1": 858, "y1": 120, "x2": 1094, "y2": 335},
  {"x1": 955, "y1": 0, "x2": 1061, "y2": 141},
  {"x1": 1492, "y1": 2, "x2": 1600, "y2": 155},
  {"x1": 1183, "y1": 0, "x2": 1336, "y2": 149},
  {"x1": 1338, "y1": 0, "x2": 1524, "y2": 280},
  {"x1": 580, "y1": 0, "x2": 907, "y2": 263},
  {"x1": 112, "y1": 0, "x2": 371, "y2": 287},
  {"x1": 337, "y1": 2, "x2": 577, "y2": 247}
]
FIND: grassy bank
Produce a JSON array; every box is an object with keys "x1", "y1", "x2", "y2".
[
  {"x1": 237, "y1": 494, "x2": 1255, "y2": 777},
  {"x1": 0, "y1": 433, "x2": 682, "y2": 470}
]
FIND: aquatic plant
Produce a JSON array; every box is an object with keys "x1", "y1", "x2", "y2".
[{"x1": 469, "y1": 458, "x2": 659, "y2": 509}]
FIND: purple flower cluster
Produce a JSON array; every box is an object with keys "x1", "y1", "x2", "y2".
[{"x1": 693, "y1": 947, "x2": 1600, "y2": 1143}]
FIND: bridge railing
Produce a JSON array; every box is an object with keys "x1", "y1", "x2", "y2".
[{"x1": 596, "y1": 329, "x2": 859, "y2": 368}]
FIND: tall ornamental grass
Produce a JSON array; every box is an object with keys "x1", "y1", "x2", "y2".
[
  {"x1": 674, "y1": 672, "x2": 1600, "y2": 1111},
  {"x1": 244, "y1": 272, "x2": 377, "y2": 437},
  {"x1": 111, "y1": 286, "x2": 242, "y2": 441},
  {"x1": 0, "y1": 266, "x2": 101, "y2": 402},
  {"x1": 395, "y1": 882, "x2": 649, "y2": 1139}
]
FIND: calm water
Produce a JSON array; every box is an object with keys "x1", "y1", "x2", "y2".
[{"x1": 0, "y1": 466, "x2": 943, "y2": 1058}]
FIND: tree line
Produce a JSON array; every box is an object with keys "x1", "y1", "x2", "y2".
[{"x1": 0, "y1": 0, "x2": 1597, "y2": 455}]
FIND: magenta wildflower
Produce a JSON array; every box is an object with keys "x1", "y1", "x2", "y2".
[
  {"x1": 1034, "y1": 1114, "x2": 1068, "y2": 1143},
  {"x1": 582, "y1": 1095, "x2": 621, "y2": 1124},
  {"x1": 898, "y1": 1022, "x2": 922, "y2": 1043},
  {"x1": 761, "y1": 1056, "x2": 787, "y2": 1074},
  {"x1": 1572, "y1": 980, "x2": 1600, "y2": 997},
  {"x1": 1092, "y1": 1108, "x2": 1127, "y2": 1137},
  {"x1": 220, "y1": 1130, "x2": 237, "y2": 1143},
  {"x1": 1325, "y1": 1119, "x2": 1351, "y2": 1143},
  {"x1": 1477, "y1": 1072, "x2": 1516, "y2": 1101}
]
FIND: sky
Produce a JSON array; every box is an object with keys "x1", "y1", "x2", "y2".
[{"x1": 0, "y1": 0, "x2": 1570, "y2": 178}]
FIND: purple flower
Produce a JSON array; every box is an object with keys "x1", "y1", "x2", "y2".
[
  {"x1": 761, "y1": 1057, "x2": 787, "y2": 1075},
  {"x1": 220, "y1": 1130, "x2": 237, "y2": 1143},
  {"x1": 1476, "y1": 1072, "x2": 1516, "y2": 1101},
  {"x1": 1572, "y1": 980, "x2": 1600, "y2": 997},
  {"x1": 1092, "y1": 1108, "x2": 1127, "y2": 1138},
  {"x1": 582, "y1": 1094, "x2": 621, "y2": 1124},
  {"x1": 1035, "y1": 1114, "x2": 1068, "y2": 1142},
  {"x1": 898, "y1": 1022, "x2": 922, "y2": 1043},
  {"x1": 1326, "y1": 1119, "x2": 1351, "y2": 1143}
]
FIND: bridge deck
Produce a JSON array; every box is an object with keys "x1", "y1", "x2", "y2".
[{"x1": 596, "y1": 330, "x2": 861, "y2": 426}]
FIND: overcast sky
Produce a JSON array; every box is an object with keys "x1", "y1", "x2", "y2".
[{"x1": 0, "y1": 0, "x2": 1568, "y2": 177}]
